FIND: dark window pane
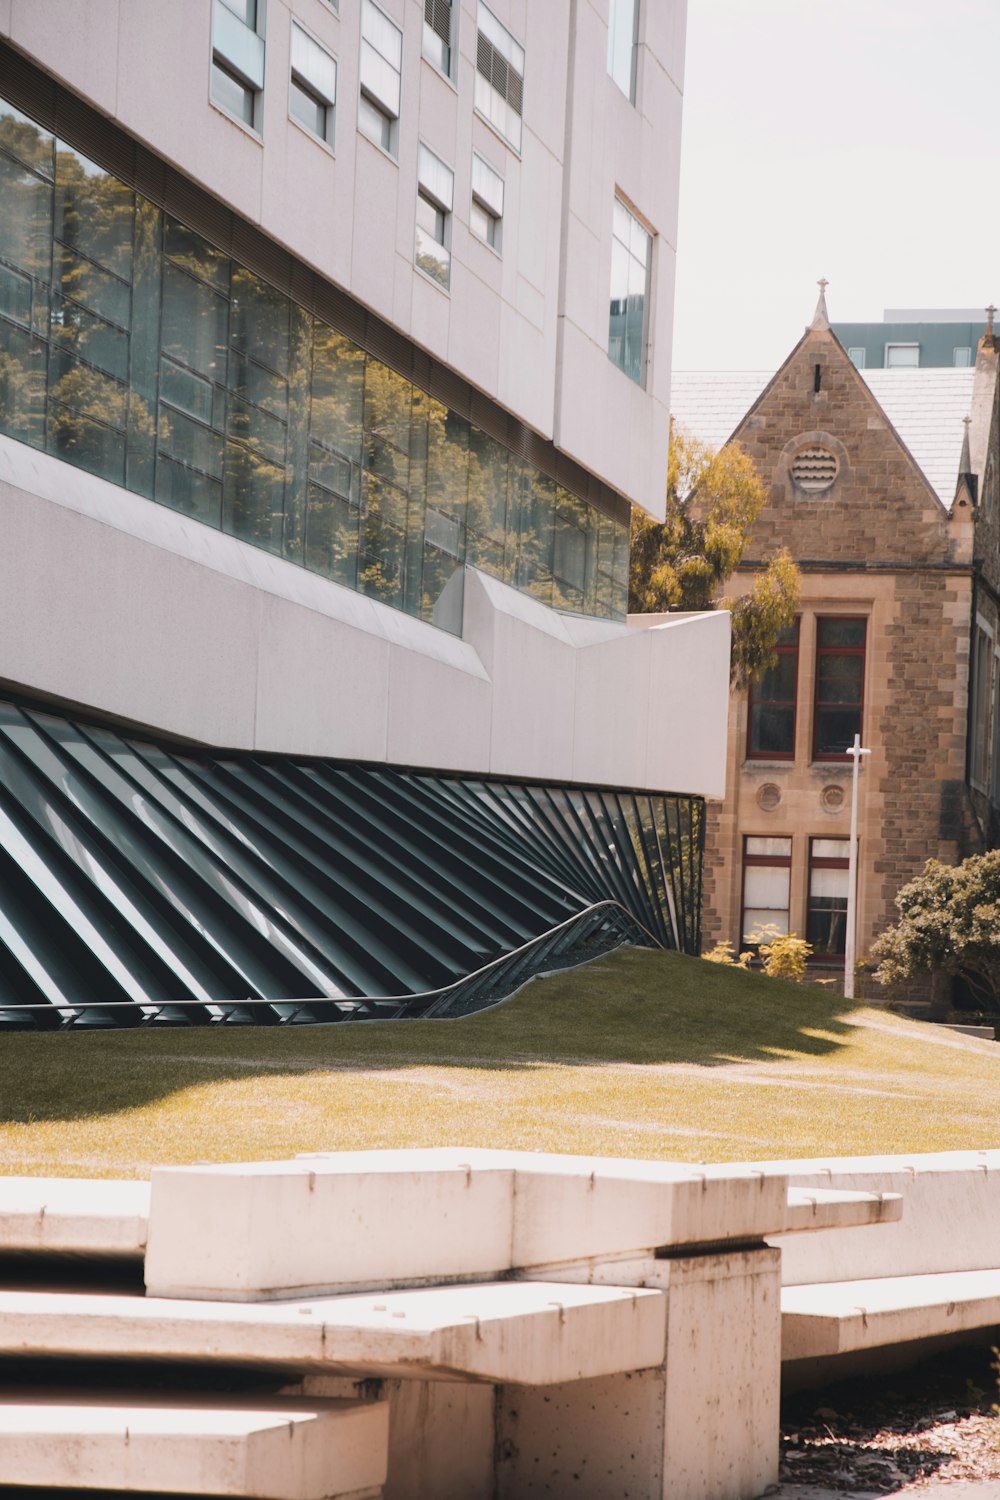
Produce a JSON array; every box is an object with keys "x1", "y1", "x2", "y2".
[
  {"x1": 815, "y1": 707, "x2": 861, "y2": 756},
  {"x1": 56, "y1": 242, "x2": 130, "y2": 327},
  {"x1": 155, "y1": 454, "x2": 223, "y2": 526},
  {"x1": 818, "y1": 618, "x2": 865, "y2": 648},
  {"x1": 229, "y1": 351, "x2": 288, "y2": 420},
  {"x1": 305, "y1": 483, "x2": 360, "y2": 587},
  {"x1": 161, "y1": 263, "x2": 228, "y2": 382},
  {"x1": 806, "y1": 898, "x2": 848, "y2": 956},
  {"x1": 309, "y1": 325, "x2": 365, "y2": 463},
  {"x1": 49, "y1": 347, "x2": 127, "y2": 428},
  {"x1": 0, "y1": 154, "x2": 53, "y2": 278},
  {"x1": 223, "y1": 437, "x2": 285, "y2": 552},
  {"x1": 49, "y1": 293, "x2": 129, "y2": 381},
  {"x1": 0, "y1": 263, "x2": 32, "y2": 327},
  {"x1": 0, "y1": 318, "x2": 46, "y2": 446},
  {"x1": 750, "y1": 705, "x2": 794, "y2": 756},
  {"x1": 47, "y1": 400, "x2": 126, "y2": 484},
  {"x1": 54, "y1": 145, "x2": 133, "y2": 279},
  {"x1": 817, "y1": 655, "x2": 863, "y2": 703},
  {"x1": 0, "y1": 103, "x2": 55, "y2": 180},
  {"x1": 163, "y1": 218, "x2": 230, "y2": 293},
  {"x1": 158, "y1": 404, "x2": 224, "y2": 479},
  {"x1": 230, "y1": 268, "x2": 290, "y2": 376},
  {"x1": 160, "y1": 356, "x2": 215, "y2": 426}
]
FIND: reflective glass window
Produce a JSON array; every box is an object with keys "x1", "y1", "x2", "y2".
[
  {"x1": 290, "y1": 23, "x2": 337, "y2": 147},
  {"x1": 607, "y1": 0, "x2": 639, "y2": 101},
  {"x1": 807, "y1": 839, "x2": 849, "y2": 958},
  {"x1": 741, "y1": 836, "x2": 792, "y2": 945},
  {"x1": 608, "y1": 197, "x2": 650, "y2": 387},
  {"x1": 813, "y1": 617, "x2": 866, "y2": 758},
  {"x1": 360, "y1": 0, "x2": 401, "y2": 155}
]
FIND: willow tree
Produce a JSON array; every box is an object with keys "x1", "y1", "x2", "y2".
[{"x1": 629, "y1": 427, "x2": 799, "y2": 685}]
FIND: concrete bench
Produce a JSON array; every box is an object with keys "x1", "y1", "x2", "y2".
[
  {"x1": 0, "y1": 1149, "x2": 900, "y2": 1500},
  {"x1": 0, "y1": 1389, "x2": 388, "y2": 1499},
  {"x1": 760, "y1": 1150, "x2": 1000, "y2": 1384},
  {"x1": 0, "y1": 1278, "x2": 667, "y2": 1385}
]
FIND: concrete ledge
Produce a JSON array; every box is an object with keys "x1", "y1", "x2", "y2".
[
  {"x1": 783, "y1": 1187, "x2": 901, "y2": 1235},
  {"x1": 0, "y1": 1280, "x2": 666, "y2": 1385},
  {"x1": 0, "y1": 1390, "x2": 388, "y2": 1498},
  {"x1": 782, "y1": 1268, "x2": 1000, "y2": 1360},
  {"x1": 146, "y1": 1149, "x2": 791, "y2": 1299},
  {"x1": 0, "y1": 1178, "x2": 149, "y2": 1259}
]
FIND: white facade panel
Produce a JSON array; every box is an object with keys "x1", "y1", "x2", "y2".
[{"x1": 0, "y1": 437, "x2": 726, "y2": 797}]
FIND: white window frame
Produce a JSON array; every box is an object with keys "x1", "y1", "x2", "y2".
[
  {"x1": 289, "y1": 22, "x2": 337, "y2": 149},
  {"x1": 423, "y1": 0, "x2": 456, "y2": 81},
  {"x1": 359, "y1": 0, "x2": 402, "y2": 158},
  {"x1": 415, "y1": 142, "x2": 454, "y2": 291},
  {"x1": 847, "y1": 346, "x2": 866, "y2": 369},
  {"x1": 211, "y1": 0, "x2": 267, "y2": 136},
  {"x1": 953, "y1": 345, "x2": 973, "y2": 367},
  {"x1": 884, "y1": 342, "x2": 919, "y2": 368},
  {"x1": 475, "y1": 2, "x2": 524, "y2": 153},
  {"x1": 470, "y1": 152, "x2": 504, "y2": 253},
  {"x1": 608, "y1": 195, "x2": 652, "y2": 388}
]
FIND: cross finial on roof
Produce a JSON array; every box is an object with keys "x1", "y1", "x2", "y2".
[
  {"x1": 810, "y1": 278, "x2": 830, "y2": 331},
  {"x1": 981, "y1": 304, "x2": 998, "y2": 353},
  {"x1": 987, "y1": 305, "x2": 997, "y2": 335}
]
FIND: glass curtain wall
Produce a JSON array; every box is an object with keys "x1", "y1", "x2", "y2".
[{"x1": 0, "y1": 97, "x2": 628, "y2": 633}]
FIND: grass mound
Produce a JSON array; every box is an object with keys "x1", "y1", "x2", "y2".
[{"x1": 2, "y1": 947, "x2": 998, "y2": 1177}]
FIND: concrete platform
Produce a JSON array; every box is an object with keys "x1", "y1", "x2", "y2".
[
  {"x1": 145, "y1": 1148, "x2": 898, "y2": 1300},
  {"x1": 0, "y1": 1389, "x2": 388, "y2": 1497},
  {"x1": 0, "y1": 1279, "x2": 667, "y2": 1384},
  {"x1": 782, "y1": 1267, "x2": 1000, "y2": 1359},
  {"x1": 0, "y1": 1177, "x2": 148, "y2": 1258}
]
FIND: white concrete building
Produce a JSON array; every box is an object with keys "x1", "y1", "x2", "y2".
[{"x1": 0, "y1": 0, "x2": 728, "y2": 1023}]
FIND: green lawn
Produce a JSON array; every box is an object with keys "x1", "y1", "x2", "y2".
[{"x1": 2, "y1": 947, "x2": 999, "y2": 1178}]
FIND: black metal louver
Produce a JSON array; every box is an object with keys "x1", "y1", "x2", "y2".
[
  {"x1": 476, "y1": 32, "x2": 523, "y2": 118},
  {"x1": 424, "y1": 0, "x2": 452, "y2": 49},
  {"x1": 0, "y1": 698, "x2": 703, "y2": 1028}
]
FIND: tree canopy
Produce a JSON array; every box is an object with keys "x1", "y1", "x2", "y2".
[
  {"x1": 628, "y1": 426, "x2": 799, "y2": 684},
  {"x1": 870, "y1": 851, "x2": 1000, "y2": 1013}
]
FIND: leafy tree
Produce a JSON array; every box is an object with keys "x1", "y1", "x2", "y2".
[
  {"x1": 629, "y1": 426, "x2": 799, "y2": 685},
  {"x1": 871, "y1": 852, "x2": 1000, "y2": 1013}
]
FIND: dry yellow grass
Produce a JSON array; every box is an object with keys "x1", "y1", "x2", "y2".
[{"x1": 1, "y1": 947, "x2": 998, "y2": 1178}]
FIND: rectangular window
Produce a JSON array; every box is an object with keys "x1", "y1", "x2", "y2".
[
  {"x1": 608, "y1": 197, "x2": 651, "y2": 387},
  {"x1": 741, "y1": 836, "x2": 791, "y2": 946},
  {"x1": 971, "y1": 624, "x2": 994, "y2": 789},
  {"x1": 359, "y1": 0, "x2": 402, "y2": 156},
  {"x1": 885, "y1": 342, "x2": 918, "y2": 368},
  {"x1": 475, "y1": 3, "x2": 524, "y2": 152},
  {"x1": 607, "y1": 0, "x2": 639, "y2": 102},
  {"x1": 415, "y1": 144, "x2": 453, "y2": 290},
  {"x1": 953, "y1": 345, "x2": 972, "y2": 367},
  {"x1": 807, "y1": 838, "x2": 850, "y2": 959},
  {"x1": 471, "y1": 152, "x2": 504, "y2": 251},
  {"x1": 813, "y1": 617, "x2": 866, "y2": 759},
  {"x1": 211, "y1": 0, "x2": 266, "y2": 133},
  {"x1": 847, "y1": 346, "x2": 866, "y2": 369},
  {"x1": 423, "y1": 0, "x2": 454, "y2": 77},
  {"x1": 747, "y1": 619, "x2": 799, "y2": 759},
  {"x1": 289, "y1": 24, "x2": 337, "y2": 147}
]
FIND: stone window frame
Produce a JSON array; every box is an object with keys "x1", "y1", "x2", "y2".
[
  {"x1": 740, "y1": 835, "x2": 792, "y2": 948},
  {"x1": 970, "y1": 615, "x2": 995, "y2": 794},
  {"x1": 812, "y1": 616, "x2": 867, "y2": 763},
  {"x1": 746, "y1": 617, "x2": 800, "y2": 762}
]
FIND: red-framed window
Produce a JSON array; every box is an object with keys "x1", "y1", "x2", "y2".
[
  {"x1": 747, "y1": 619, "x2": 799, "y2": 759},
  {"x1": 741, "y1": 836, "x2": 791, "y2": 946},
  {"x1": 813, "y1": 617, "x2": 866, "y2": 759},
  {"x1": 806, "y1": 838, "x2": 850, "y2": 959}
]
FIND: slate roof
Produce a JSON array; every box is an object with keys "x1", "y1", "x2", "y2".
[{"x1": 670, "y1": 366, "x2": 976, "y2": 509}]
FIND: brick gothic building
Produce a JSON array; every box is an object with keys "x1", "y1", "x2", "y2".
[{"x1": 675, "y1": 290, "x2": 1000, "y2": 997}]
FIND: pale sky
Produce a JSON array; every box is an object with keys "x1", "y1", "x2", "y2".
[{"x1": 671, "y1": 0, "x2": 1000, "y2": 372}]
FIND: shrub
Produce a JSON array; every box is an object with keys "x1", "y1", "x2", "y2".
[{"x1": 752, "y1": 926, "x2": 812, "y2": 982}]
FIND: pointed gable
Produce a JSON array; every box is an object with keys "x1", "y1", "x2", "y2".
[{"x1": 728, "y1": 317, "x2": 954, "y2": 568}]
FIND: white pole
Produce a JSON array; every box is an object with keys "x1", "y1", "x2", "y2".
[{"x1": 843, "y1": 733, "x2": 871, "y2": 1000}]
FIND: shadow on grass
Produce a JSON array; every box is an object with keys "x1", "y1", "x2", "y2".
[{"x1": 0, "y1": 947, "x2": 866, "y2": 1125}]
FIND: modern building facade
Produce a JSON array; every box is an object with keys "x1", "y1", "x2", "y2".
[
  {"x1": 0, "y1": 1, "x2": 728, "y2": 1024},
  {"x1": 672, "y1": 294, "x2": 1000, "y2": 1000},
  {"x1": 832, "y1": 308, "x2": 993, "y2": 371}
]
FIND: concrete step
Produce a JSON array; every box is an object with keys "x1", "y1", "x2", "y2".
[
  {"x1": 0, "y1": 1388, "x2": 388, "y2": 1498},
  {"x1": 0, "y1": 1177, "x2": 148, "y2": 1259},
  {"x1": 783, "y1": 1186, "x2": 901, "y2": 1234},
  {"x1": 782, "y1": 1267, "x2": 1000, "y2": 1360},
  {"x1": 0, "y1": 1279, "x2": 667, "y2": 1385}
]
